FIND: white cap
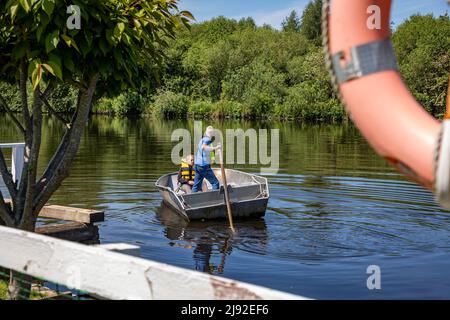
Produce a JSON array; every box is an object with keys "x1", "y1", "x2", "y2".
[{"x1": 205, "y1": 126, "x2": 215, "y2": 138}]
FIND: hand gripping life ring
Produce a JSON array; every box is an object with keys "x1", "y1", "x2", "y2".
[{"x1": 322, "y1": 0, "x2": 450, "y2": 208}]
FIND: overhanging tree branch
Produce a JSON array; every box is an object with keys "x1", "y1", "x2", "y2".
[
  {"x1": 39, "y1": 91, "x2": 72, "y2": 129},
  {"x1": 35, "y1": 99, "x2": 80, "y2": 197},
  {"x1": 0, "y1": 93, "x2": 26, "y2": 134},
  {"x1": 34, "y1": 74, "x2": 99, "y2": 214}
]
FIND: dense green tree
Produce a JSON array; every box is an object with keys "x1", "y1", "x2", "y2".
[
  {"x1": 238, "y1": 17, "x2": 257, "y2": 30},
  {"x1": 300, "y1": 0, "x2": 323, "y2": 43},
  {"x1": 222, "y1": 60, "x2": 286, "y2": 117},
  {"x1": 191, "y1": 16, "x2": 238, "y2": 43},
  {"x1": 282, "y1": 10, "x2": 301, "y2": 32},
  {"x1": 150, "y1": 90, "x2": 189, "y2": 118},
  {"x1": 392, "y1": 14, "x2": 450, "y2": 117}
]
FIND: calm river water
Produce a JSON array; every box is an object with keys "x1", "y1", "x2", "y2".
[{"x1": 1, "y1": 115, "x2": 450, "y2": 299}]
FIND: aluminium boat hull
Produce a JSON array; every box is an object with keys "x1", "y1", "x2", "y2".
[{"x1": 155, "y1": 169, "x2": 269, "y2": 221}]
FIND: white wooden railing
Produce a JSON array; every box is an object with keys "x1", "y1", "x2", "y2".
[
  {"x1": 0, "y1": 225, "x2": 307, "y2": 300},
  {"x1": 0, "y1": 143, "x2": 25, "y2": 184}
]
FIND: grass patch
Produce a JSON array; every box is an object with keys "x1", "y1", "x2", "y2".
[
  {"x1": 0, "y1": 279, "x2": 8, "y2": 300},
  {"x1": 0, "y1": 278, "x2": 50, "y2": 300}
]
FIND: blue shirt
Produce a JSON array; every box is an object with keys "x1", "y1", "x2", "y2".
[{"x1": 195, "y1": 137, "x2": 212, "y2": 166}]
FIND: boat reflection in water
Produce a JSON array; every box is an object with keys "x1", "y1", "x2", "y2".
[{"x1": 156, "y1": 202, "x2": 268, "y2": 274}]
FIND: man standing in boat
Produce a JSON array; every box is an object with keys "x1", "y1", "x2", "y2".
[{"x1": 192, "y1": 126, "x2": 221, "y2": 193}]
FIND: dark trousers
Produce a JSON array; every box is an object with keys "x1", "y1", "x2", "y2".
[{"x1": 192, "y1": 165, "x2": 220, "y2": 192}]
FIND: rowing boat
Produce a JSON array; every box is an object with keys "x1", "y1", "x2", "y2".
[{"x1": 155, "y1": 169, "x2": 269, "y2": 221}]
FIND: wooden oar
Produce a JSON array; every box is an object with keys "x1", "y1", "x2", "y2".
[{"x1": 218, "y1": 147, "x2": 235, "y2": 233}]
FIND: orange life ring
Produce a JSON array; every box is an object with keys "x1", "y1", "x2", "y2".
[{"x1": 322, "y1": 0, "x2": 450, "y2": 207}]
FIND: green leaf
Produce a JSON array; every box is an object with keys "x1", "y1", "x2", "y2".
[
  {"x1": 133, "y1": 19, "x2": 141, "y2": 29},
  {"x1": 27, "y1": 50, "x2": 40, "y2": 59},
  {"x1": 19, "y1": 0, "x2": 30, "y2": 13},
  {"x1": 40, "y1": 11, "x2": 50, "y2": 25},
  {"x1": 99, "y1": 38, "x2": 110, "y2": 55},
  {"x1": 181, "y1": 17, "x2": 191, "y2": 30},
  {"x1": 106, "y1": 29, "x2": 118, "y2": 46},
  {"x1": 28, "y1": 59, "x2": 38, "y2": 78},
  {"x1": 78, "y1": 38, "x2": 90, "y2": 57},
  {"x1": 61, "y1": 34, "x2": 80, "y2": 52},
  {"x1": 45, "y1": 30, "x2": 60, "y2": 53},
  {"x1": 32, "y1": 66, "x2": 43, "y2": 90},
  {"x1": 47, "y1": 54, "x2": 63, "y2": 80},
  {"x1": 42, "y1": 0, "x2": 55, "y2": 16},
  {"x1": 10, "y1": 4, "x2": 19, "y2": 22},
  {"x1": 117, "y1": 22, "x2": 125, "y2": 34},
  {"x1": 63, "y1": 56, "x2": 75, "y2": 73},
  {"x1": 12, "y1": 41, "x2": 28, "y2": 59},
  {"x1": 41, "y1": 63, "x2": 54, "y2": 76},
  {"x1": 98, "y1": 59, "x2": 109, "y2": 78},
  {"x1": 114, "y1": 22, "x2": 125, "y2": 40},
  {"x1": 36, "y1": 24, "x2": 47, "y2": 42},
  {"x1": 84, "y1": 31, "x2": 93, "y2": 47},
  {"x1": 180, "y1": 11, "x2": 196, "y2": 21},
  {"x1": 122, "y1": 33, "x2": 132, "y2": 46},
  {"x1": 113, "y1": 49, "x2": 123, "y2": 66},
  {"x1": 28, "y1": 60, "x2": 42, "y2": 90}
]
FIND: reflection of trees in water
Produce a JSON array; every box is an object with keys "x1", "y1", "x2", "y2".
[
  {"x1": 1, "y1": 114, "x2": 401, "y2": 214},
  {"x1": 273, "y1": 121, "x2": 394, "y2": 177},
  {"x1": 2, "y1": 115, "x2": 395, "y2": 181},
  {"x1": 156, "y1": 202, "x2": 268, "y2": 275}
]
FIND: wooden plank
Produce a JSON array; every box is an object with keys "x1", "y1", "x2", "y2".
[
  {"x1": 3, "y1": 199, "x2": 104, "y2": 224},
  {"x1": 39, "y1": 205, "x2": 104, "y2": 224},
  {"x1": 0, "y1": 225, "x2": 307, "y2": 300},
  {"x1": 36, "y1": 222, "x2": 99, "y2": 244}
]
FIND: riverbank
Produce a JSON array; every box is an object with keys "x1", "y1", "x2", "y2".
[
  {"x1": 0, "y1": 99, "x2": 349, "y2": 123},
  {"x1": 92, "y1": 93, "x2": 347, "y2": 122},
  {"x1": 0, "y1": 279, "x2": 7, "y2": 300},
  {"x1": 0, "y1": 100, "x2": 349, "y2": 124}
]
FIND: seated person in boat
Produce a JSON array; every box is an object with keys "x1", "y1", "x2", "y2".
[
  {"x1": 178, "y1": 155, "x2": 196, "y2": 194},
  {"x1": 192, "y1": 126, "x2": 221, "y2": 193}
]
